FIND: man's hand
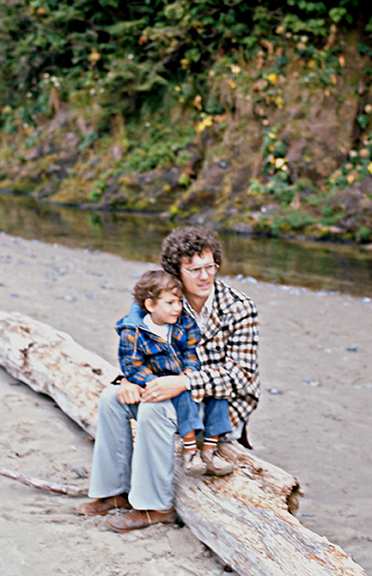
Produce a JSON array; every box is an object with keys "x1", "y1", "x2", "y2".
[
  {"x1": 141, "y1": 374, "x2": 188, "y2": 403},
  {"x1": 117, "y1": 378, "x2": 143, "y2": 404}
]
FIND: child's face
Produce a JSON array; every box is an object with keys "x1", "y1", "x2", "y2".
[{"x1": 145, "y1": 290, "x2": 183, "y2": 326}]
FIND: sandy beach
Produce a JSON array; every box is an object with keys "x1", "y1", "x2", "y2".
[{"x1": 0, "y1": 231, "x2": 371, "y2": 576}]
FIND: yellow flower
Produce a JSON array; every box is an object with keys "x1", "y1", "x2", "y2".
[
  {"x1": 174, "y1": 86, "x2": 181, "y2": 92},
  {"x1": 346, "y1": 173, "x2": 356, "y2": 183},
  {"x1": 228, "y1": 79, "x2": 237, "y2": 89},
  {"x1": 193, "y1": 95, "x2": 202, "y2": 111},
  {"x1": 338, "y1": 55, "x2": 345, "y2": 67},
  {"x1": 368, "y1": 162, "x2": 372, "y2": 174},
  {"x1": 308, "y1": 60, "x2": 317, "y2": 69},
  {"x1": 266, "y1": 72, "x2": 278, "y2": 84},
  {"x1": 360, "y1": 148, "x2": 370, "y2": 159},
  {"x1": 230, "y1": 65, "x2": 241, "y2": 75},
  {"x1": 275, "y1": 158, "x2": 286, "y2": 169},
  {"x1": 196, "y1": 116, "x2": 213, "y2": 132},
  {"x1": 88, "y1": 47, "x2": 100, "y2": 63}
]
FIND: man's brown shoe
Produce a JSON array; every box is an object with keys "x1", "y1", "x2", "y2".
[
  {"x1": 76, "y1": 495, "x2": 131, "y2": 517},
  {"x1": 108, "y1": 508, "x2": 177, "y2": 533}
]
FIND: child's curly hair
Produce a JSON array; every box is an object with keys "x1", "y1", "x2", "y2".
[
  {"x1": 133, "y1": 270, "x2": 183, "y2": 311},
  {"x1": 160, "y1": 226, "x2": 223, "y2": 279}
]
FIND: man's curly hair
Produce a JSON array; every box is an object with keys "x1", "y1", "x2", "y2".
[
  {"x1": 160, "y1": 226, "x2": 223, "y2": 279},
  {"x1": 133, "y1": 270, "x2": 182, "y2": 311}
]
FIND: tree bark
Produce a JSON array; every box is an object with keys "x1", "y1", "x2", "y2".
[{"x1": 0, "y1": 311, "x2": 367, "y2": 576}]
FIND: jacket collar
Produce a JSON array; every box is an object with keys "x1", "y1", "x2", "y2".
[{"x1": 198, "y1": 280, "x2": 233, "y2": 342}]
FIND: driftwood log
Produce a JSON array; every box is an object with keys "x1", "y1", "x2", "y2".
[
  {"x1": 0, "y1": 466, "x2": 86, "y2": 496},
  {"x1": 0, "y1": 311, "x2": 367, "y2": 576}
]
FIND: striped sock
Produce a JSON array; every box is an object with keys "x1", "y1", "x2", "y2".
[
  {"x1": 183, "y1": 439, "x2": 197, "y2": 452},
  {"x1": 203, "y1": 437, "x2": 218, "y2": 450}
]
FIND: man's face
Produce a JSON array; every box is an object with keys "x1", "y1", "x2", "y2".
[{"x1": 180, "y1": 250, "x2": 217, "y2": 301}]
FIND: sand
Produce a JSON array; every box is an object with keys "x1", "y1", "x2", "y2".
[{"x1": 0, "y1": 231, "x2": 371, "y2": 576}]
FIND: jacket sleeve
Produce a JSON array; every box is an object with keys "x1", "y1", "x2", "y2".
[
  {"x1": 178, "y1": 312, "x2": 201, "y2": 372},
  {"x1": 186, "y1": 298, "x2": 260, "y2": 405},
  {"x1": 118, "y1": 328, "x2": 155, "y2": 387}
]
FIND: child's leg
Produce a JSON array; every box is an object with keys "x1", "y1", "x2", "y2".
[
  {"x1": 203, "y1": 397, "x2": 232, "y2": 439},
  {"x1": 183, "y1": 429, "x2": 197, "y2": 452},
  {"x1": 201, "y1": 398, "x2": 234, "y2": 476},
  {"x1": 171, "y1": 392, "x2": 207, "y2": 477},
  {"x1": 171, "y1": 390, "x2": 204, "y2": 438}
]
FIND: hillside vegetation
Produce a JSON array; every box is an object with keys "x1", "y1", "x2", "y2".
[{"x1": 1, "y1": 0, "x2": 372, "y2": 243}]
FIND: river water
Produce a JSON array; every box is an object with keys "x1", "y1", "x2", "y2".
[{"x1": 1, "y1": 192, "x2": 372, "y2": 298}]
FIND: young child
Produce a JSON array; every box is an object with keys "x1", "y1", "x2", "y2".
[{"x1": 116, "y1": 269, "x2": 233, "y2": 476}]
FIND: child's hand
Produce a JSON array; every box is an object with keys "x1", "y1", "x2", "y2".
[{"x1": 117, "y1": 379, "x2": 143, "y2": 404}]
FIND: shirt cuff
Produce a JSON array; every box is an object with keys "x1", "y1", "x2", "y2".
[{"x1": 185, "y1": 374, "x2": 192, "y2": 390}]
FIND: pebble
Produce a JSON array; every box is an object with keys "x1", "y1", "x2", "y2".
[
  {"x1": 267, "y1": 388, "x2": 283, "y2": 395},
  {"x1": 60, "y1": 295, "x2": 76, "y2": 302},
  {"x1": 346, "y1": 345, "x2": 358, "y2": 352},
  {"x1": 303, "y1": 377, "x2": 321, "y2": 387},
  {"x1": 71, "y1": 465, "x2": 88, "y2": 478}
]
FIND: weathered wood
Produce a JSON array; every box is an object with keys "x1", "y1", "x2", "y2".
[
  {"x1": 0, "y1": 310, "x2": 118, "y2": 438},
  {"x1": 0, "y1": 466, "x2": 86, "y2": 496},
  {"x1": 0, "y1": 311, "x2": 367, "y2": 576}
]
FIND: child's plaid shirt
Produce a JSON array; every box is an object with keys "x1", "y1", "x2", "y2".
[{"x1": 116, "y1": 305, "x2": 201, "y2": 386}]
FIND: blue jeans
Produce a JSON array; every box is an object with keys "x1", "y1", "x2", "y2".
[{"x1": 171, "y1": 391, "x2": 232, "y2": 438}]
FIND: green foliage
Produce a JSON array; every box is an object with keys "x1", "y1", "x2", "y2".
[
  {"x1": 1, "y1": 0, "x2": 371, "y2": 133},
  {"x1": 328, "y1": 132, "x2": 372, "y2": 190},
  {"x1": 87, "y1": 172, "x2": 108, "y2": 202},
  {"x1": 355, "y1": 226, "x2": 372, "y2": 242},
  {"x1": 122, "y1": 121, "x2": 195, "y2": 173}
]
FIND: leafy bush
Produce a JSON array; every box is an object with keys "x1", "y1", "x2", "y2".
[{"x1": 1, "y1": 0, "x2": 371, "y2": 131}]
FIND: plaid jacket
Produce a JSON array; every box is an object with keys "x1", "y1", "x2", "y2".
[
  {"x1": 116, "y1": 304, "x2": 201, "y2": 387},
  {"x1": 187, "y1": 280, "x2": 260, "y2": 429}
]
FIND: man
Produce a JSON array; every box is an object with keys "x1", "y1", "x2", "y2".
[{"x1": 77, "y1": 226, "x2": 260, "y2": 532}]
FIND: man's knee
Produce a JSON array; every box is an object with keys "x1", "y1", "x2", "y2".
[
  {"x1": 137, "y1": 401, "x2": 177, "y2": 433},
  {"x1": 98, "y1": 385, "x2": 119, "y2": 414}
]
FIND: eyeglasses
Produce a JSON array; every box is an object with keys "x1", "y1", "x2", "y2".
[{"x1": 181, "y1": 263, "x2": 220, "y2": 279}]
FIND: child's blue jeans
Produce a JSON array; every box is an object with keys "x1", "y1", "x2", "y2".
[{"x1": 171, "y1": 391, "x2": 232, "y2": 438}]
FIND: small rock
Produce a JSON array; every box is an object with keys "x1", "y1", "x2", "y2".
[
  {"x1": 85, "y1": 292, "x2": 98, "y2": 300},
  {"x1": 363, "y1": 383, "x2": 372, "y2": 390},
  {"x1": 346, "y1": 345, "x2": 357, "y2": 352},
  {"x1": 267, "y1": 388, "x2": 283, "y2": 395},
  {"x1": 303, "y1": 377, "x2": 320, "y2": 387},
  {"x1": 62, "y1": 295, "x2": 76, "y2": 302},
  {"x1": 71, "y1": 466, "x2": 88, "y2": 478}
]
